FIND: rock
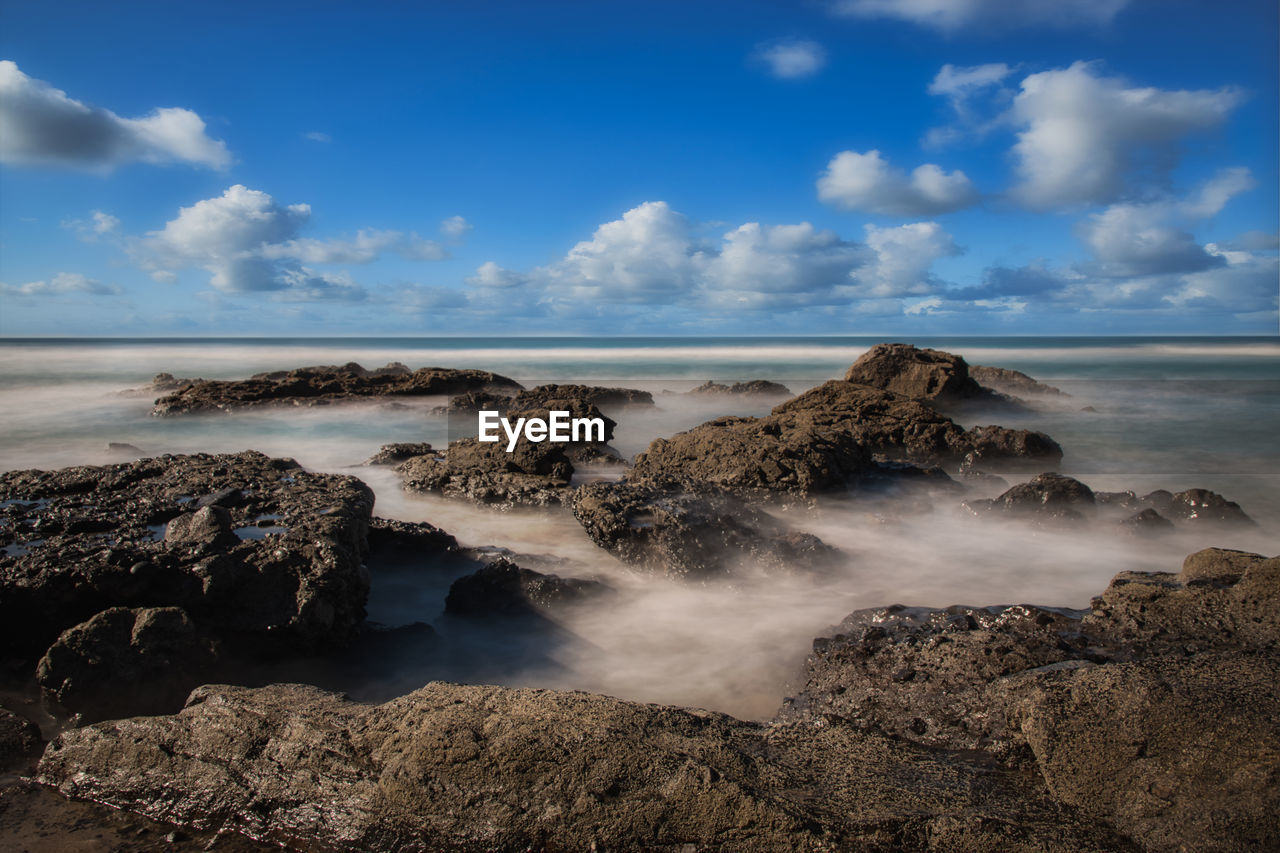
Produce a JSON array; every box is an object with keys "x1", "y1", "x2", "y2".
[
  {"x1": 444, "y1": 558, "x2": 610, "y2": 617},
  {"x1": 573, "y1": 479, "x2": 841, "y2": 579},
  {"x1": 688, "y1": 380, "x2": 792, "y2": 397},
  {"x1": 1083, "y1": 548, "x2": 1279, "y2": 652},
  {"x1": 963, "y1": 472, "x2": 1096, "y2": 523},
  {"x1": 396, "y1": 438, "x2": 575, "y2": 507},
  {"x1": 104, "y1": 442, "x2": 145, "y2": 458},
  {"x1": 363, "y1": 442, "x2": 436, "y2": 466},
  {"x1": 969, "y1": 365, "x2": 1066, "y2": 397},
  {"x1": 0, "y1": 451, "x2": 374, "y2": 664},
  {"x1": 513, "y1": 383, "x2": 654, "y2": 409},
  {"x1": 630, "y1": 413, "x2": 875, "y2": 495},
  {"x1": 0, "y1": 707, "x2": 41, "y2": 772},
  {"x1": 36, "y1": 606, "x2": 219, "y2": 723},
  {"x1": 151, "y1": 364, "x2": 523, "y2": 416},
  {"x1": 776, "y1": 602, "x2": 1092, "y2": 752},
  {"x1": 38, "y1": 681, "x2": 1129, "y2": 852},
  {"x1": 366, "y1": 516, "x2": 459, "y2": 562},
  {"x1": 773, "y1": 381, "x2": 1060, "y2": 470},
  {"x1": 431, "y1": 389, "x2": 517, "y2": 414},
  {"x1": 844, "y1": 343, "x2": 1000, "y2": 403},
  {"x1": 1117, "y1": 508, "x2": 1174, "y2": 537},
  {"x1": 1009, "y1": 651, "x2": 1280, "y2": 852},
  {"x1": 1164, "y1": 488, "x2": 1255, "y2": 526}
]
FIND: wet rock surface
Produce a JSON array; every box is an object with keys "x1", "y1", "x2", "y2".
[
  {"x1": 963, "y1": 472, "x2": 1097, "y2": 523},
  {"x1": 573, "y1": 479, "x2": 840, "y2": 579},
  {"x1": 0, "y1": 706, "x2": 41, "y2": 772},
  {"x1": 688, "y1": 379, "x2": 792, "y2": 397},
  {"x1": 0, "y1": 452, "x2": 374, "y2": 705},
  {"x1": 37, "y1": 681, "x2": 1132, "y2": 853},
  {"x1": 151, "y1": 362, "x2": 523, "y2": 416},
  {"x1": 844, "y1": 343, "x2": 1007, "y2": 405},
  {"x1": 396, "y1": 438, "x2": 575, "y2": 507},
  {"x1": 444, "y1": 557, "x2": 611, "y2": 617},
  {"x1": 969, "y1": 364, "x2": 1065, "y2": 397}
]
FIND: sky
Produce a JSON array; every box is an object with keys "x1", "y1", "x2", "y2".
[{"x1": 0, "y1": 0, "x2": 1277, "y2": 336}]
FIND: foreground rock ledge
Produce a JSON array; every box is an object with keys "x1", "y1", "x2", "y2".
[{"x1": 39, "y1": 682, "x2": 1127, "y2": 852}]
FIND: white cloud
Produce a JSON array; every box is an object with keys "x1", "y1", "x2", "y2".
[
  {"x1": 0, "y1": 60, "x2": 230, "y2": 170},
  {"x1": 1009, "y1": 62, "x2": 1244, "y2": 209},
  {"x1": 0, "y1": 272, "x2": 120, "y2": 297},
  {"x1": 303, "y1": 131, "x2": 331, "y2": 143},
  {"x1": 702, "y1": 222, "x2": 869, "y2": 309},
  {"x1": 754, "y1": 40, "x2": 826, "y2": 79},
  {"x1": 817, "y1": 149, "x2": 979, "y2": 216},
  {"x1": 833, "y1": 0, "x2": 1129, "y2": 31},
  {"x1": 850, "y1": 222, "x2": 962, "y2": 297},
  {"x1": 466, "y1": 261, "x2": 526, "y2": 289},
  {"x1": 925, "y1": 63, "x2": 1014, "y2": 146},
  {"x1": 62, "y1": 209, "x2": 121, "y2": 242},
  {"x1": 440, "y1": 215, "x2": 472, "y2": 238},
  {"x1": 1077, "y1": 168, "x2": 1255, "y2": 276},
  {"x1": 137, "y1": 185, "x2": 449, "y2": 297}
]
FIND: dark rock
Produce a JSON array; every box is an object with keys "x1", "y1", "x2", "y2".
[
  {"x1": 844, "y1": 343, "x2": 1013, "y2": 405},
  {"x1": 38, "y1": 681, "x2": 1129, "y2": 852},
  {"x1": 396, "y1": 438, "x2": 574, "y2": 507},
  {"x1": 194, "y1": 486, "x2": 245, "y2": 509},
  {"x1": 364, "y1": 442, "x2": 436, "y2": 466},
  {"x1": 105, "y1": 442, "x2": 145, "y2": 458},
  {"x1": 513, "y1": 383, "x2": 654, "y2": 410},
  {"x1": 573, "y1": 479, "x2": 841, "y2": 579},
  {"x1": 1095, "y1": 490, "x2": 1140, "y2": 510},
  {"x1": 964, "y1": 472, "x2": 1095, "y2": 523},
  {"x1": 36, "y1": 606, "x2": 219, "y2": 723},
  {"x1": 444, "y1": 558, "x2": 610, "y2": 617},
  {"x1": 0, "y1": 451, "x2": 374, "y2": 664},
  {"x1": 1117, "y1": 508, "x2": 1174, "y2": 537},
  {"x1": 688, "y1": 380, "x2": 792, "y2": 397},
  {"x1": 0, "y1": 707, "x2": 41, "y2": 772},
  {"x1": 969, "y1": 365, "x2": 1066, "y2": 397},
  {"x1": 366, "y1": 516, "x2": 459, "y2": 561},
  {"x1": 151, "y1": 363, "x2": 523, "y2": 416},
  {"x1": 1165, "y1": 488, "x2": 1255, "y2": 526},
  {"x1": 431, "y1": 389, "x2": 516, "y2": 414}
]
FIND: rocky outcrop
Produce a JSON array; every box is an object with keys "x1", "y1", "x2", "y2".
[
  {"x1": 363, "y1": 442, "x2": 436, "y2": 466},
  {"x1": 844, "y1": 343, "x2": 996, "y2": 403},
  {"x1": 0, "y1": 451, "x2": 374, "y2": 680},
  {"x1": 973, "y1": 477, "x2": 1254, "y2": 530},
  {"x1": 962, "y1": 472, "x2": 1096, "y2": 523},
  {"x1": 778, "y1": 547, "x2": 1280, "y2": 852},
  {"x1": 36, "y1": 606, "x2": 219, "y2": 723},
  {"x1": 151, "y1": 363, "x2": 523, "y2": 416},
  {"x1": 38, "y1": 681, "x2": 1130, "y2": 853},
  {"x1": 970, "y1": 364, "x2": 1065, "y2": 397},
  {"x1": 511, "y1": 383, "x2": 654, "y2": 410},
  {"x1": 688, "y1": 380, "x2": 791, "y2": 397},
  {"x1": 396, "y1": 439, "x2": 574, "y2": 507},
  {"x1": 0, "y1": 707, "x2": 41, "y2": 772},
  {"x1": 444, "y1": 558, "x2": 610, "y2": 617},
  {"x1": 573, "y1": 479, "x2": 840, "y2": 579}
]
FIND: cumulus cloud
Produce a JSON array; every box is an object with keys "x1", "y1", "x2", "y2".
[
  {"x1": 702, "y1": 222, "x2": 869, "y2": 309},
  {"x1": 1076, "y1": 168, "x2": 1255, "y2": 276},
  {"x1": 0, "y1": 272, "x2": 120, "y2": 297},
  {"x1": 817, "y1": 150, "x2": 979, "y2": 216},
  {"x1": 137, "y1": 185, "x2": 450, "y2": 298},
  {"x1": 1009, "y1": 62, "x2": 1244, "y2": 209},
  {"x1": 832, "y1": 0, "x2": 1129, "y2": 31},
  {"x1": 850, "y1": 222, "x2": 962, "y2": 297},
  {"x1": 0, "y1": 60, "x2": 230, "y2": 170},
  {"x1": 754, "y1": 39, "x2": 826, "y2": 79},
  {"x1": 466, "y1": 260, "x2": 527, "y2": 289}
]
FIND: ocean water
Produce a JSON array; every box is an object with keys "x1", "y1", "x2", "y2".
[{"x1": 1, "y1": 336, "x2": 1278, "y2": 719}]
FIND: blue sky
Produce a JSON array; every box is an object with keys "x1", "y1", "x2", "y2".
[{"x1": 1, "y1": 0, "x2": 1276, "y2": 335}]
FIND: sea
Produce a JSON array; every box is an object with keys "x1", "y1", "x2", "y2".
[{"x1": 1, "y1": 336, "x2": 1277, "y2": 719}]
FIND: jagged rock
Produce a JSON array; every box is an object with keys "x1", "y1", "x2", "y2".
[
  {"x1": 969, "y1": 365, "x2": 1065, "y2": 397},
  {"x1": 513, "y1": 383, "x2": 654, "y2": 409},
  {"x1": 0, "y1": 707, "x2": 41, "y2": 772},
  {"x1": 444, "y1": 558, "x2": 610, "y2": 617},
  {"x1": 844, "y1": 343, "x2": 1006, "y2": 404},
  {"x1": 38, "y1": 681, "x2": 1131, "y2": 852},
  {"x1": 963, "y1": 472, "x2": 1096, "y2": 523},
  {"x1": 776, "y1": 602, "x2": 1092, "y2": 752},
  {"x1": 688, "y1": 380, "x2": 792, "y2": 397},
  {"x1": 1117, "y1": 508, "x2": 1174, "y2": 536},
  {"x1": 573, "y1": 480, "x2": 840, "y2": 579},
  {"x1": 1165, "y1": 488, "x2": 1255, "y2": 526},
  {"x1": 36, "y1": 606, "x2": 219, "y2": 723},
  {"x1": 0, "y1": 451, "x2": 374, "y2": 664},
  {"x1": 1083, "y1": 548, "x2": 1279, "y2": 651},
  {"x1": 773, "y1": 381, "x2": 1060, "y2": 470},
  {"x1": 366, "y1": 516, "x2": 459, "y2": 560},
  {"x1": 151, "y1": 363, "x2": 523, "y2": 416},
  {"x1": 364, "y1": 442, "x2": 436, "y2": 466},
  {"x1": 396, "y1": 439, "x2": 574, "y2": 507}
]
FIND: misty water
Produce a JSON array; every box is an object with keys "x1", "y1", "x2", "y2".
[{"x1": 1, "y1": 337, "x2": 1277, "y2": 720}]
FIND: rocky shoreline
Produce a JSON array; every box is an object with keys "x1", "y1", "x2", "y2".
[{"x1": 2, "y1": 343, "x2": 1275, "y2": 851}]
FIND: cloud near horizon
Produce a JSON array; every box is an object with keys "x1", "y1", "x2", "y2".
[{"x1": 0, "y1": 60, "x2": 230, "y2": 171}]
